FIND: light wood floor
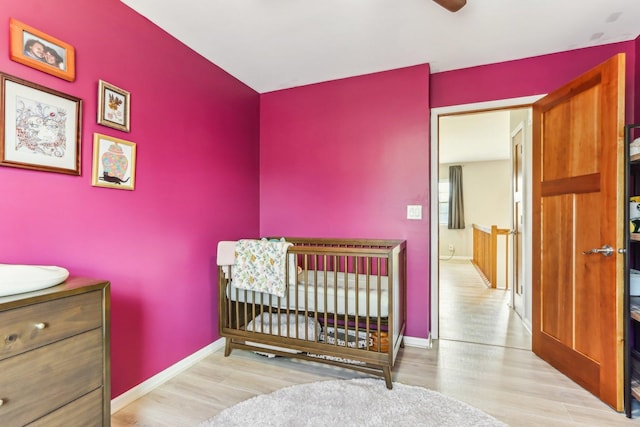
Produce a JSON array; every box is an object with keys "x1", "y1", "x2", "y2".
[
  {"x1": 439, "y1": 259, "x2": 531, "y2": 350},
  {"x1": 112, "y1": 260, "x2": 640, "y2": 426}
]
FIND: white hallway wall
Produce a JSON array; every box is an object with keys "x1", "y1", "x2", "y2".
[{"x1": 439, "y1": 159, "x2": 512, "y2": 260}]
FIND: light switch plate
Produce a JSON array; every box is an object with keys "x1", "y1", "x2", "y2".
[{"x1": 407, "y1": 205, "x2": 422, "y2": 220}]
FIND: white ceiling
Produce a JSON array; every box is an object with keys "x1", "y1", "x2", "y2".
[
  {"x1": 120, "y1": 0, "x2": 640, "y2": 93},
  {"x1": 439, "y1": 110, "x2": 512, "y2": 164}
]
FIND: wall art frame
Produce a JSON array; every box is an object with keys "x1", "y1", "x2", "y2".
[
  {"x1": 9, "y1": 18, "x2": 76, "y2": 82},
  {"x1": 97, "y1": 80, "x2": 130, "y2": 132},
  {"x1": 0, "y1": 72, "x2": 82, "y2": 175},
  {"x1": 92, "y1": 133, "x2": 136, "y2": 190}
]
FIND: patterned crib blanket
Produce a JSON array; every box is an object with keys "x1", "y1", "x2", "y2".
[{"x1": 234, "y1": 238, "x2": 293, "y2": 297}]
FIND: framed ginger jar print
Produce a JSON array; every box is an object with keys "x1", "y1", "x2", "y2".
[{"x1": 92, "y1": 133, "x2": 136, "y2": 190}]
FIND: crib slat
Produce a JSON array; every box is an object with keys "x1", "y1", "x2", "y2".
[
  {"x1": 332, "y1": 256, "x2": 338, "y2": 348},
  {"x1": 322, "y1": 255, "x2": 328, "y2": 340},
  {"x1": 342, "y1": 257, "x2": 349, "y2": 348},
  {"x1": 354, "y1": 255, "x2": 359, "y2": 348},
  {"x1": 377, "y1": 257, "x2": 382, "y2": 352}
]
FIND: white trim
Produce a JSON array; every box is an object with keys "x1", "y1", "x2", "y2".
[
  {"x1": 430, "y1": 95, "x2": 543, "y2": 340},
  {"x1": 404, "y1": 333, "x2": 432, "y2": 349},
  {"x1": 510, "y1": 119, "x2": 527, "y2": 319},
  {"x1": 110, "y1": 339, "x2": 226, "y2": 414},
  {"x1": 110, "y1": 334, "x2": 434, "y2": 414}
]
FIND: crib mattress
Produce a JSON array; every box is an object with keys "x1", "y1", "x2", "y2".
[{"x1": 227, "y1": 271, "x2": 390, "y2": 317}]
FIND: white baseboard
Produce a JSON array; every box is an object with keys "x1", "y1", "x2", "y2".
[
  {"x1": 404, "y1": 334, "x2": 431, "y2": 349},
  {"x1": 111, "y1": 334, "x2": 433, "y2": 413},
  {"x1": 438, "y1": 255, "x2": 472, "y2": 261},
  {"x1": 110, "y1": 338, "x2": 225, "y2": 414}
]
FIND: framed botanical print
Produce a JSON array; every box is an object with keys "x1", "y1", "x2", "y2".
[{"x1": 97, "y1": 80, "x2": 130, "y2": 132}]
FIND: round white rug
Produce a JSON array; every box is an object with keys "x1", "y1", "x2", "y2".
[{"x1": 199, "y1": 378, "x2": 507, "y2": 427}]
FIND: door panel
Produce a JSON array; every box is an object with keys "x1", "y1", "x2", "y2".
[
  {"x1": 542, "y1": 86, "x2": 600, "y2": 180},
  {"x1": 533, "y1": 54, "x2": 625, "y2": 410},
  {"x1": 540, "y1": 194, "x2": 573, "y2": 344},
  {"x1": 574, "y1": 192, "x2": 602, "y2": 361}
]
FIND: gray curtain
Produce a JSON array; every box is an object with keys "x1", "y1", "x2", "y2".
[{"x1": 448, "y1": 165, "x2": 465, "y2": 229}]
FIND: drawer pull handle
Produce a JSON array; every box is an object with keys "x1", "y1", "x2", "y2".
[
  {"x1": 0, "y1": 398, "x2": 4, "y2": 407},
  {"x1": 34, "y1": 322, "x2": 47, "y2": 330},
  {"x1": 5, "y1": 334, "x2": 18, "y2": 344}
]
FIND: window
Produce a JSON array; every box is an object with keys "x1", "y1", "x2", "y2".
[{"x1": 438, "y1": 181, "x2": 449, "y2": 225}]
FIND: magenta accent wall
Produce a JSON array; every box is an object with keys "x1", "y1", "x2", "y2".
[
  {"x1": 259, "y1": 41, "x2": 639, "y2": 342},
  {"x1": 0, "y1": 1, "x2": 260, "y2": 397},
  {"x1": 431, "y1": 41, "x2": 637, "y2": 122},
  {"x1": 259, "y1": 64, "x2": 432, "y2": 338}
]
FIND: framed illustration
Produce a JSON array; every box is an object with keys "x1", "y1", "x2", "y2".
[
  {"x1": 92, "y1": 133, "x2": 136, "y2": 190},
  {"x1": 9, "y1": 18, "x2": 76, "y2": 82},
  {"x1": 0, "y1": 73, "x2": 82, "y2": 175},
  {"x1": 97, "y1": 80, "x2": 130, "y2": 132}
]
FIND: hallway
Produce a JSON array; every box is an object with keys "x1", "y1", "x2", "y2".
[{"x1": 439, "y1": 259, "x2": 531, "y2": 350}]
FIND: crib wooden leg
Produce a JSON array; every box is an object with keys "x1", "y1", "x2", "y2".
[
  {"x1": 400, "y1": 338, "x2": 405, "y2": 348},
  {"x1": 383, "y1": 366, "x2": 393, "y2": 389},
  {"x1": 224, "y1": 338, "x2": 232, "y2": 357}
]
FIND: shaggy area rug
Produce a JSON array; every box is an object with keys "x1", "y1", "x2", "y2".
[{"x1": 199, "y1": 378, "x2": 507, "y2": 426}]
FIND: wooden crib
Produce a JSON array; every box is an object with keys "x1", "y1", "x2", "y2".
[{"x1": 217, "y1": 238, "x2": 407, "y2": 388}]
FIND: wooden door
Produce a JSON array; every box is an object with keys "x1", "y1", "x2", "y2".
[
  {"x1": 532, "y1": 54, "x2": 625, "y2": 410},
  {"x1": 512, "y1": 124, "x2": 525, "y2": 317}
]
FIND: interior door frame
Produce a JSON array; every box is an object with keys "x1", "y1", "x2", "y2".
[
  {"x1": 429, "y1": 95, "x2": 542, "y2": 340},
  {"x1": 511, "y1": 120, "x2": 526, "y2": 318}
]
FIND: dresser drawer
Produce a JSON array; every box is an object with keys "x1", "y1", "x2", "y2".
[
  {"x1": 26, "y1": 388, "x2": 104, "y2": 427},
  {"x1": 0, "y1": 329, "x2": 103, "y2": 426},
  {"x1": 0, "y1": 290, "x2": 102, "y2": 361}
]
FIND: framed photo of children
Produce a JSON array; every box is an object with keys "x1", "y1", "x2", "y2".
[
  {"x1": 97, "y1": 80, "x2": 130, "y2": 132},
  {"x1": 0, "y1": 73, "x2": 82, "y2": 175},
  {"x1": 92, "y1": 133, "x2": 136, "y2": 191},
  {"x1": 9, "y1": 18, "x2": 76, "y2": 82}
]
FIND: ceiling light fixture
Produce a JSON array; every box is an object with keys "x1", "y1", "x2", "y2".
[{"x1": 432, "y1": 0, "x2": 467, "y2": 13}]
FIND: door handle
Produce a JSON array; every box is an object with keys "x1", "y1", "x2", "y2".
[{"x1": 582, "y1": 245, "x2": 614, "y2": 257}]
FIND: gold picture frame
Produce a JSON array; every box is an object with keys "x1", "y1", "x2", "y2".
[
  {"x1": 97, "y1": 80, "x2": 130, "y2": 132},
  {"x1": 9, "y1": 18, "x2": 76, "y2": 82},
  {"x1": 0, "y1": 72, "x2": 81, "y2": 175},
  {"x1": 92, "y1": 133, "x2": 136, "y2": 190}
]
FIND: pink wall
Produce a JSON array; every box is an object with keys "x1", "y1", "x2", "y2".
[
  {"x1": 431, "y1": 41, "x2": 637, "y2": 121},
  {"x1": 0, "y1": 1, "x2": 260, "y2": 397},
  {"x1": 260, "y1": 64, "x2": 432, "y2": 338},
  {"x1": 259, "y1": 41, "x2": 639, "y2": 342}
]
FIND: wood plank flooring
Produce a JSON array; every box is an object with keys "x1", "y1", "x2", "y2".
[
  {"x1": 439, "y1": 259, "x2": 531, "y2": 349},
  {"x1": 111, "y1": 260, "x2": 640, "y2": 426}
]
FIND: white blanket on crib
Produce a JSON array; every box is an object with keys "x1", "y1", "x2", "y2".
[
  {"x1": 233, "y1": 239, "x2": 292, "y2": 297},
  {"x1": 246, "y1": 313, "x2": 320, "y2": 340}
]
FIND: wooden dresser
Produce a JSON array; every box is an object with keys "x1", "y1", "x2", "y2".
[{"x1": 0, "y1": 277, "x2": 110, "y2": 426}]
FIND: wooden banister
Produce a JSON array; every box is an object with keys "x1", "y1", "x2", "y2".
[{"x1": 472, "y1": 224, "x2": 510, "y2": 289}]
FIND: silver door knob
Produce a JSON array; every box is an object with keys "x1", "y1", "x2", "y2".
[{"x1": 582, "y1": 245, "x2": 614, "y2": 256}]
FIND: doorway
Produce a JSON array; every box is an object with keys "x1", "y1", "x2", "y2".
[{"x1": 430, "y1": 96, "x2": 542, "y2": 344}]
